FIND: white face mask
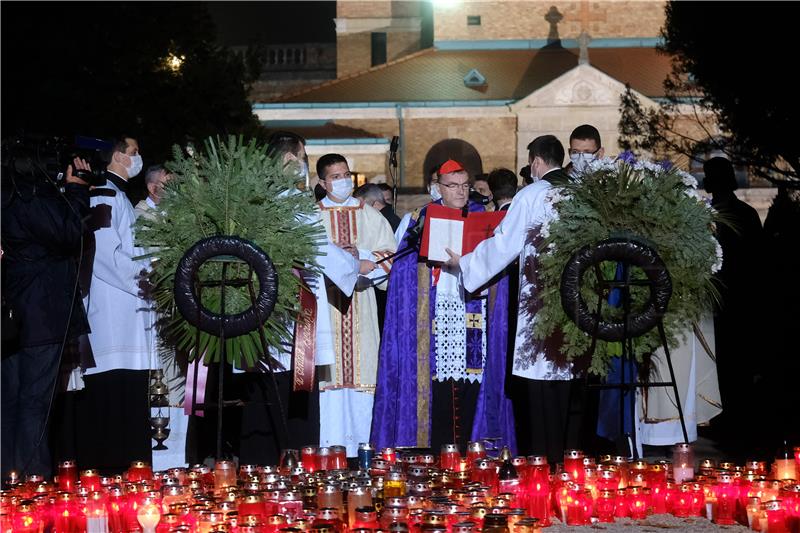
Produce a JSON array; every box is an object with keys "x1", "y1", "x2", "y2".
[
  {"x1": 298, "y1": 161, "x2": 309, "y2": 182},
  {"x1": 429, "y1": 183, "x2": 442, "y2": 202},
  {"x1": 570, "y1": 152, "x2": 596, "y2": 175},
  {"x1": 330, "y1": 177, "x2": 353, "y2": 200},
  {"x1": 125, "y1": 154, "x2": 143, "y2": 178}
]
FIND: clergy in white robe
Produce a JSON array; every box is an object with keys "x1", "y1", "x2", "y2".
[
  {"x1": 456, "y1": 135, "x2": 577, "y2": 463},
  {"x1": 77, "y1": 137, "x2": 157, "y2": 472},
  {"x1": 315, "y1": 153, "x2": 397, "y2": 456},
  {"x1": 235, "y1": 134, "x2": 365, "y2": 464}
]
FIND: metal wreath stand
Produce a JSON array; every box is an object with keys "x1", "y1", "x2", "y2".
[
  {"x1": 173, "y1": 235, "x2": 287, "y2": 459},
  {"x1": 560, "y1": 237, "x2": 689, "y2": 458}
]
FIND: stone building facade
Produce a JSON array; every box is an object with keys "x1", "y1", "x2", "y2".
[{"x1": 254, "y1": 0, "x2": 775, "y2": 216}]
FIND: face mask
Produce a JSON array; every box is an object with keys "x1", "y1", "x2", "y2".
[
  {"x1": 330, "y1": 177, "x2": 353, "y2": 200},
  {"x1": 429, "y1": 183, "x2": 442, "y2": 202},
  {"x1": 125, "y1": 154, "x2": 143, "y2": 178},
  {"x1": 298, "y1": 161, "x2": 309, "y2": 182},
  {"x1": 570, "y1": 152, "x2": 596, "y2": 175}
]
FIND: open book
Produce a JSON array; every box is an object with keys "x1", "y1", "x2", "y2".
[{"x1": 419, "y1": 204, "x2": 506, "y2": 262}]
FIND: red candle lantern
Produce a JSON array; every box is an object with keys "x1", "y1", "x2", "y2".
[
  {"x1": 596, "y1": 489, "x2": 616, "y2": 523},
  {"x1": 690, "y1": 482, "x2": 706, "y2": 517},
  {"x1": 671, "y1": 484, "x2": 691, "y2": 517},
  {"x1": 53, "y1": 492, "x2": 81, "y2": 533},
  {"x1": 239, "y1": 494, "x2": 266, "y2": 518},
  {"x1": 79, "y1": 470, "x2": 100, "y2": 493},
  {"x1": 128, "y1": 461, "x2": 153, "y2": 483},
  {"x1": 471, "y1": 459, "x2": 498, "y2": 494},
  {"x1": 765, "y1": 500, "x2": 788, "y2": 533},
  {"x1": 466, "y1": 442, "x2": 486, "y2": 464},
  {"x1": 12, "y1": 501, "x2": 41, "y2": 533},
  {"x1": 328, "y1": 445, "x2": 347, "y2": 471},
  {"x1": 565, "y1": 483, "x2": 585, "y2": 525},
  {"x1": 58, "y1": 461, "x2": 78, "y2": 493},
  {"x1": 746, "y1": 461, "x2": 769, "y2": 477},
  {"x1": 613, "y1": 488, "x2": 629, "y2": 518},
  {"x1": 714, "y1": 473, "x2": 739, "y2": 525},
  {"x1": 627, "y1": 486, "x2": 648, "y2": 520},
  {"x1": 299, "y1": 446, "x2": 318, "y2": 473},
  {"x1": 525, "y1": 459, "x2": 550, "y2": 527},
  {"x1": 648, "y1": 465, "x2": 668, "y2": 514},
  {"x1": 440, "y1": 444, "x2": 461, "y2": 472},
  {"x1": 564, "y1": 450, "x2": 585, "y2": 484},
  {"x1": 317, "y1": 447, "x2": 332, "y2": 471},
  {"x1": 597, "y1": 467, "x2": 619, "y2": 492},
  {"x1": 781, "y1": 484, "x2": 800, "y2": 533},
  {"x1": 381, "y1": 447, "x2": 398, "y2": 464},
  {"x1": 553, "y1": 472, "x2": 572, "y2": 521}
]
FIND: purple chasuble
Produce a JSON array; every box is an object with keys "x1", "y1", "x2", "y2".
[{"x1": 370, "y1": 201, "x2": 516, "y2": 452}]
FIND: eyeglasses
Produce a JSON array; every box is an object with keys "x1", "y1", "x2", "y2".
[
  {"x1": 569, "y1": 147, "x2": 601, "y2": 156},
  {"x1": 437, "y1": 182, "x2": 471, "y2": 191}
]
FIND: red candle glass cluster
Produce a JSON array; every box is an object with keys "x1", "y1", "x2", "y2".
[{"x1": 3, "y1": 445, "x2": 800, "y2": 532}]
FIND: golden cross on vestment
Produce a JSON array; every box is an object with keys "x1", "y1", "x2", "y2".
[{"x1": 466, "y1": 313, "x2": 483, "y2": 329}]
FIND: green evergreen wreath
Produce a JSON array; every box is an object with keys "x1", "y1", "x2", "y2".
[
  {"x1": 135, "y1": 136, "x2": 324, "y2": 367},
  {"x1": 533, "y1": 155, "x2": 722, "y2": 376}
]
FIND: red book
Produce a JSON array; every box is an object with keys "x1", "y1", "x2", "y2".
[{"x1": 419, "y1": 204, "x2": 505, "y2": 261}]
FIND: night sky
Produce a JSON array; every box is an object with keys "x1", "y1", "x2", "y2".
[{"x1": 207, "y1": 1, "x2": 336, "y2": 46}]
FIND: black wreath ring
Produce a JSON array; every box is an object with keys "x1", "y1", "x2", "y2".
[
  {"x1": 174, "y1": 235, "x2": 278, "y2": 337},
  {"x1": 560, "y1": 238, "x2": 672, "y2": 341}
]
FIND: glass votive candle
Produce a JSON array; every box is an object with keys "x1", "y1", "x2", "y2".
[
  {"x1": 563, "y1": 450, "x2": 585, "y2": 484},
  {"x1": 328, "y1": 446, "x2": 347, "y2": 471},
  {"x1": 213, "y1": 460, "x2": 237, "y2": 492},
  {"x1": 440, "y1": 445, "x2": 461, "y2": 472},
  {"x1": 765, "y1": 499, "x2": 787, "y2": 533},
  {"x1": 466, "y1": 442, "x2": 486, "y2": 464},
  {"x1": 595, "y1": 489, "x2": 616, "y2": 522},
  {"x1": 698, "y1": 459, "x2": 716, "y2": 477},
  {"x1": 612, "y1": 457, "x2": 630, "y2": 488},
  {"x1": 77, "y1": 469, "x2": 100, "y2": 493},
  {"x1": 745, "y1": 497, "x2": 762, "y2": 529},
  {"x1": 316, "y1": 447, "x2": 332, "y2": 472},
  {"x1": 627, "y1": 486, "x2": 648, "y2": 520},
  {"x1": 774, "y1": 459, "x2": 797, "y2": 481},
  {"x1": 713, "y1": 473, "x2": 738, "y2": 525},
  {"x1": 381, "y1": 448, "x2": 397, "y2": 464},
  {"x1": 317, "y1": 485, "x2": 343, "y2": 515},
  {"x1": 279, "y1": 491, "x2": 304, "y2": 521},
  {"x1": 13, "y1": 501, "x2": 42, "y2": 533},
  {"x1": 300, "y1": 446, "x2": 318, "y2": 473},
  {"x1": 347, "y1": 486, "x2": 372, "y2": 529},
  {"x1": 671, "y1": 484, "x2": 691, "y2": 517},
  {"x1": 672, "y1": 443, "x2": 695, "y2": 483},
  {"x1": 58, "y1": 461, "x2": 78, "y2": 492},
  {"x1": 385, "y1": 471, "x2": 407, "y2": 498},
  {"x1": 128, "y1": 461, "x2": 153, "y2": 483}
]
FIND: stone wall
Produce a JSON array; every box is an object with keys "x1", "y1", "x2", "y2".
[{"x1": 434, "y1": 1, "x2": 666, "y2": 42}]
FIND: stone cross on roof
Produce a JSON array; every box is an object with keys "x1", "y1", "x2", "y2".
[
  {"x1": 578, "y1": 31, "x2": 592, "y2": 65},
  {"x1": 545, "y1": 6, "x2": 563, "y2": 45}
]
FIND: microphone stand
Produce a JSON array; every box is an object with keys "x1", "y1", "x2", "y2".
[{"x1": 389, "y1": 138, "x2": 399, "y2": 210}]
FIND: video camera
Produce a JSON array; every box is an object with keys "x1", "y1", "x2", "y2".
[{"x1": 1, "y1": 135, "x2": 112, "y2": 187}]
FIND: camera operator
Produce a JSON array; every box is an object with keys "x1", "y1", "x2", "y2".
[{"x1": 1, "y1": 155, "x2": 91, "y2": 479}]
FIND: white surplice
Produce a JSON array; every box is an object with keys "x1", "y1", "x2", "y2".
[
  {"x1": 638, "y1": 315, "x2": 722, "y2": 445},
  {"x1": 461, "y1": 175, "x2": 572, "y2": 381},
  {"x1": 316, "y1": 195, "x2": 397, "y2": 456},
  {"x1": 84, "y1": 175, "x2": 157, "y2": 375}
]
